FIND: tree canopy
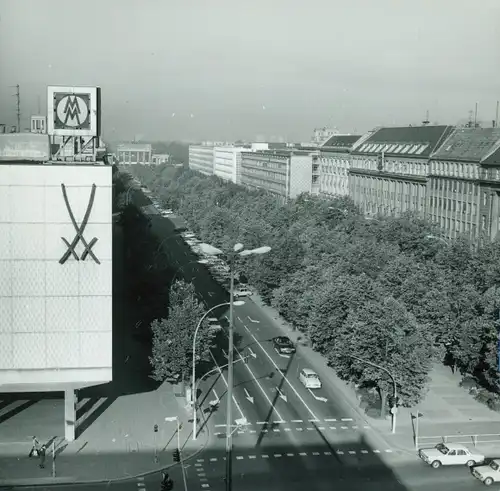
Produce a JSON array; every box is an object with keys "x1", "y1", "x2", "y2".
[{"x1": 125, "y1": 163, "x2": 500, "y2": 409}]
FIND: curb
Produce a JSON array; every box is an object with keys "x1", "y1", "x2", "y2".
[
  {"x1": 250, "y1": 296, "x2": 418, "y2": 458},
  {"x1": 0, "y1": 422, "x2": 211, "y2": 488}
]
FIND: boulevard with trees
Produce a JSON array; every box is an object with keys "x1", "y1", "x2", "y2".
[{"x1": 121, "y1": 163, "x2": 500, "y2": 415}]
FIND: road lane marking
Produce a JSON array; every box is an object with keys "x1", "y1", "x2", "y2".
[
  {"x1": 276, "y1": 387, "x2": 287, "y2": 402},
  {"x1": 262, "y1": 454, "x2": 269, "y2": 458},
  {"x1": 210, "y1": 458, "x2": 217, "y2": 461},
  {"x1": 234, "y1": 345, "x2": 285, "y2": 422},
  {"x1": 361, "y1": 450, "x2": 369, "y2": 454},
  {"x1": 299, "y1": 452, "x2": 307, "y2": 456},
  {"x1": 249, "y1": 455, "x2": 256, "y2": 459},
  {"x1": 256, "y1": 421, "x2": 266, "y2": 425},
  {"x1": 308, "y1": 418, "x2": 320, "y2": 422},
  {"x1": 215, "y1": 424, "x2": 225, "y2": 428},
  {"x1": 291, "y1": 419, "x2": 303, "y2": 423},
  {"x1": 341, "y1": 426, "x2": 348, "y2": 429},
  {"x1": 348, "y1": 451, "x2": 356, "y2": 455},
  {"x1": 336, "y1": 451, "x2": 344, "y2": 455},
  {"x1": 209, "y1": 350, "x2": 246, "y2": 421},
  {"x1": 236, "y1": 456, "x2": 243, "y2": 460},
  {"x1": 324, "y1": 451, "x2": 332, "y2": 455},
  {"x1": 242, "y1": 325, "x2": 319, "y2": 420},
  {"x1": 274, "y1": 454, "x2": 282, "y2": 457},
  {"x1": 312, "y1": 452, "x2": 320, "y2": 456},
  {"x1": 318, "y1": 426, "x2": 325, "y2": 430},
  {"x1": 248, "y1": 316, "x2": 260, "y2": 323},
  {"x1": 324, "y1": 418, "x2": 336, "y2": 422},
  {"x1": 287, "y1": 453, "x2": 294, "y2": 457},
  {"x1": 244, "y1": 388, "x2": 254, "y2": 404},
  {"x1": 341, "y1": 418, "x2": 353, "y2": 421},
  {"x1": 308, "y1": 389, "x2": 328, "y2": 402}
]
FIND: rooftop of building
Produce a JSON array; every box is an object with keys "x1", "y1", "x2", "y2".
[
  {"x1": 321, "y1": 134, "x2": 362, "y2": 149},
  {"x1": 117, "y1": 142, "x2": 152, "y2": 151},
  {"x1": 352, "y1": 125, "x2": 455, "y2": 158},
  {"x1": 430, "y1": 127, "x2": 500, "y2": 163}
]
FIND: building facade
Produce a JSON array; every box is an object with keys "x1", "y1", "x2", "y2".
[
  {"x1": 427, "y1": 127, "x2": 500, "y2": 242},
  {"x1": 30, "y1": 115, "x2": 47, "y2": 134},
  {"x1": 188, "y1": 144, "x2": 215, "y2": 176},
  {"x1": 117, "y1": 143, "x2": 152, "y2": 165},
  {"x1": 349, "y1": 125, "x2": 455, "y2": 217},
  {"x1": 317, "y1": 134, "x2": 361, "y2": 198},
  {"x1": 240, "y1": 149, "x2": 319, "y2": 202},
  {"x1": 311, "y1": 127, "x2": 339, "y2": 145},
  {"x1": 213, "y1": 146, "x2": 248, "y2": 184},
  {"x1": 152, "y1": 153, "x2": 170, "y2": 165}
]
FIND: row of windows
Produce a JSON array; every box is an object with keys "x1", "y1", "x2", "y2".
[
  {"x1": 429, "y1": 197, "x2": 478, "y2": 216},
  {"x1": 242, "y1": 160, "x2": 287, "y2": 170},
  {"x1": 431, "y1": 161, "x2": 479, "y2": 179},
  {"x1": 357, "y1": 142, "x2": 429, "y2": 155},
  {"x1": 241, "y1": 177, "x2": 286, "y2": 194},
  {"x1": 429, "y1": 179, "x2": 479, "y2": 195},
  {"x1": 242, "y1": 168, "x2": 286, "y2": 182},
  {"x1": 428, "y1": 215, "x2": 478, "y2": 237},
  {"x1": 321, "y1": 166, "x2": 348, "y2": 176}
]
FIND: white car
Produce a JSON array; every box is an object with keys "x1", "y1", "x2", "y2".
[
  {"x1": 234, "y1": 289, "x2": 252, "y2": 298},
  {"x1": 472, "y1": 458, "x2": 500, "y2": 485},
  {"x1": 419, "y1": 443, "x2": 484, "y2": 469},
  {"x1": 299, "y1": 368, "x2": 322, "y2": 389}
]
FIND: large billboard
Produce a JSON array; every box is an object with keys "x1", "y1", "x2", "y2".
[
  {"x1": 0, "y1": 164, "x2": 112, "y2": 389},
  {"x1": 47, "y1": 86, "x2": 101, "y2": 137},
  {"x1": 0, "y1": 133, "x2": 50, "y2": 161}
]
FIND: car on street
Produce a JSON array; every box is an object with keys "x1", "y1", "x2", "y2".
[
  {"x1": 472, "y1": 458, "x2": 500, "y2": 485},
  {"x1": 419, "y1": 443, "x2": 485, "y2": 469},
  {"x1": 273, "y1": 336, "x2": 296, "y2": 355},
  {"x1": 299, "y1": 368, "x2": 322, "y2": 389},
  {"x1": 161, "y1": 211, "x2": 173, "y2": 217},
  {"x1": 234, "y1": 289, "x2": 253, "y2": 298}
]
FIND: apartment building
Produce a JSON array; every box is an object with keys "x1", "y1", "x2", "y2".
[
  {"x1": 317, "y1": 134, "x2": 361, "y2": 198},
  {"x1": 188, "y1": 144, "x2": 215, "y2": 176},
  {"x1": 240, "y1": 149, "x2": 319, "y2": 202},
  {"x1": 349, "y1": 125, "x2": 454, "y2": 217},
  {"x1": 427, "y1": 127, "x2": 500, "y2": 242},
  {"x1": 117, "y1": 143, "x2": 152, "y2": 165},
  {"x1": 213, "y1": 146, "x2": 248, "y2": 184}
]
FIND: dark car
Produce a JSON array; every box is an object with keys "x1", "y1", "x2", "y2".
[{"x1": 273, "y1": 336, "x2": 296, "y2": 355}]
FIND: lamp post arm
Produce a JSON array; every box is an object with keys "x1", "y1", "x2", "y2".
[{"x1": 349, "y1": 354, "x2": 396, "y2": 400}]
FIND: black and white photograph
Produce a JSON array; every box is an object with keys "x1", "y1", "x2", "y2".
[{"x1": 1, "y1": 1, "x2": 500, "y2": 490}]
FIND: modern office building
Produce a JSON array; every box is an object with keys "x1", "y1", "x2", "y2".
[
  {"x1": 316, "y1": 134, "x2": 362, "y2": 198},
  {"x1": 188, "y1": 144, "x2": 215, "y2": 176},
  {"x1": 213, "y1": 146, "x2": 248, "y2": 184},
  {"x1": 311, "y1": 127, "x2": 339, "y2": 146},
  {"x1": 117, "y1": 143, "x2": 152, "y2": 165},
  {"x1": 427, "y1": 127, "x2": 500, "y2": 242},
  {"x1": 240, "y1": 149, "x2": 320, "y2": 202},
  {"x1": 0, "y1": 86, "x2": 112, "y2": 443},
  {"x1": 349, "y1": 125, "x2": 455, "y2": 217}
]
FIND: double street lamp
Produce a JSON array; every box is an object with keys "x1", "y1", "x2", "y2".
[{"x1": 198, "y1": 241, "x2": 271, "y2": 491}]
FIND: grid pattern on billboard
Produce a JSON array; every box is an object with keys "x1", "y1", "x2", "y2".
[{"x1": 0, "y1": 164, "x2": 112, "y2": 372}]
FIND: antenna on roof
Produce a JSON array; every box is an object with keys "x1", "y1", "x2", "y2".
[
  {"x1": 422, "y1": 110, "x2": 430, "y2": 126},
  {"x1": 495, "y1": 101, "x2": 499, "y2": 128},
  {"x1": 474, "y1": 102, "x2": 478, "y2": 127}
]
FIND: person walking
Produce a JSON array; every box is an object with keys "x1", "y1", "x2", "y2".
[
  {"x1": 29, "y1": 436, "x2": 40, "y2": 458},
  {"x1": 38, "y1": 444, "x2": 47, "y2": 469}
]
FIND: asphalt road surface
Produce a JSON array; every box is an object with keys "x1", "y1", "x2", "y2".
[{"x1": 119, "y1": 182, "x2": 488, "y2": 491}]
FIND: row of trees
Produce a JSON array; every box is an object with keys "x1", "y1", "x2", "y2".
[
  {"x1": 124, "y1": 163, "x2": 500, "y2": 412},
  {"x1": 116, "y1": 172, "x2": 216, "y2": 387}
]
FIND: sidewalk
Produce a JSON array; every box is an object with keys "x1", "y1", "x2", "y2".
[
  {"x1": 0, "y1": 383, "x2": 210, "y2": 486},
  {"x1": 251, "y1": 293, "x2": 500, "y2": 458}
]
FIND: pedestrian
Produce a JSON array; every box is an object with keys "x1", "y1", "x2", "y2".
[
  {"x1": 39, "y1": 444, "x2": 46, "y2": 469},
  {"x1": 28, "y1": 436, "x2": 39, "y2": 458}
]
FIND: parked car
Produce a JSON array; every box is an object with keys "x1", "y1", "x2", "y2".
[
  {"x1": 472, "y1": 458, "x2": 500, "y2": 485},
  {"x1": 299, "y1": 368, "x2": 322, "y2": 389},
  {"x1": 273, "y1": 336, "x2": 296, "y2": 355},
  {"x1": 419, "y1": 443, "x2": 485, "y2": 469},
  {"x1": 234, "y1": 289, "x2": 252, "y2": 298}
]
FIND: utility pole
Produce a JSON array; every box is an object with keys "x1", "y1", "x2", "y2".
[{"x1": 14, "y1": 85, "x2": 20, "y2": 132}]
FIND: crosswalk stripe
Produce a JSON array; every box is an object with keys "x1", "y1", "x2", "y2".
[
  {"x1": 361, "y1": 450, "x2": 369, "y2": 454},
  {"x1": 348, "y1": 451, "x2": 356, "y2": 455},
  {"x1": 341, "y1": 418, "x2": 353, "y2": 421},
  {"x1": 262, "y1": 454, "x2": 269, "y2": 458},
  {"x1": 312, "y1": 452, "x2": 320, "y2": 456},
  {"x1": 236, "y1": 456, "x2": 243, "y2": 460}
]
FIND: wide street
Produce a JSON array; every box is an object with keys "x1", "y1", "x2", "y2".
[{"x1": 124, "y1": 184, "x2": 489, "y2": 491}]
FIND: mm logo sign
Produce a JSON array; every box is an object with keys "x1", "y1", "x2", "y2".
[
  {"x1": 54, "y1": 93, "x2": 90, "y2": 130},
  {"x1": 47, "y1": 86, "x2": 100, "y2": 137}
]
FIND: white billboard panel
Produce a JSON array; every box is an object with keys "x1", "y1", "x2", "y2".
[
  {"x1": 47, "y1": 86, "x2": 101, "y2": 137},
  {"x1": 0, "y1": 164, "x2": 112, "y2": 389},
  {"x1": 0, "y1": 133, "x2": 50, "y2": 161}
]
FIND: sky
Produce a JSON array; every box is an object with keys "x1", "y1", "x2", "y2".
[{"x1": 1, "y1": 0, "x2": 499, "y2": 143}]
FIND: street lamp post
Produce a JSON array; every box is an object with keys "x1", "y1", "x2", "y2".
[
  {"x1": 199, "y1": 242, "x2": 271, "y2": 491},
  {"x1": 191, "y1": 301, "x2": 244, "y2": 441},
  {"x1": 125, "y1": 186, "x2": 134, "y2": 206},
  {"x1": 348, "y1": 354, "x2": 397, "y2": 434}
]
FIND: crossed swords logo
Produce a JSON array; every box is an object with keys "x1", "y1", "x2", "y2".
[{"x1": 59, "y1": 183, "x2": 101, "y2": 265}]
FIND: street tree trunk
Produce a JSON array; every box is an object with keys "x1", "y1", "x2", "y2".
[{"x1": 379, "y1": 387, "x2": 387, "y2": 419}]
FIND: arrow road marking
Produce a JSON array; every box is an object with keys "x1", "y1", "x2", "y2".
[
  {"x1": 244, "y1": 389, "x2": 254, "y2": 404},
  {"x1": 243, "y1": 326, "x2": 319, "y2": 420},
  {"x1": 248, "y1": 316, "x2": 260, "y2": 323},
  {"x1": 212, "y1": 389, "x2": 220, "y2": 403},
  {"x1": 248, "y1": 347, "x2": 257, "y2": 359},
  {"x1": 308, "y1": 389, "x2": 327, "y2": 403},
  {"x1": 209, "y1": 350, "x2": 246, "y2": 421},
  {"x1": 276, "y1": 387, "x2": 287, "y2": 402}
]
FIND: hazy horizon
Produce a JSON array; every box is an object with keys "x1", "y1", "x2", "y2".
[{"x1": 1, "y1": 0, "x2": 499, "y2": 142}]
